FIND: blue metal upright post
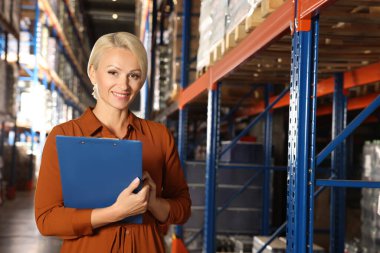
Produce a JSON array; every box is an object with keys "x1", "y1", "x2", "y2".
[
  {"x1": 286, "y1": 7, "x2": 316, "y2": 252},
  {"x1": 262, "y1": 84, "x2": 272, "y2": 235},
  {"x1": 203, "y1": 82, "x2": 221, "y2": 253},
  {"x1": 176, "y1": 0, "x2": 191, "y2": 239},
  {"x1": 330, "y1": 72, "x2": 347, "y2": 253},
  {"x1": 308, "y1": 16, "x2": 320, "y2": 253}
]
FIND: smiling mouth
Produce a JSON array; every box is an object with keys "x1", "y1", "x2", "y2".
[{"x1": 112, "y1": 91, "x2": 130, "y2": 98}]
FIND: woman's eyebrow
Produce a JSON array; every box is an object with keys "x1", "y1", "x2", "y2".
[
  {"x1": 128, "y1": 69, "x2": 142, "y2": 73},
  {"x1": 106, "y1": 65, "x2": 122, "y2": 70},
  {"x1": 106, "y1": 65, "x2": 141, "y2": 73}
]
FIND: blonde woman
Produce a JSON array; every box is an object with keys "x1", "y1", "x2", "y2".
[{"x1": 35, "y1": 32, "x2": 191, "y2": 253}]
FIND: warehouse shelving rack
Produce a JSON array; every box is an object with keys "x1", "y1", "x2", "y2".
[
  {"x1": 0, "y1": 0, "x2": 20, "y2": 202},
  {"x1": 164, "y1": 0, "x2": 380, "y2": 252},
  {"x1": 0, "y1": 0, "x2": 93, "y2": 200}
]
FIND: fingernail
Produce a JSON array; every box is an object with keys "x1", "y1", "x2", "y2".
[{"x1": 134, "y1": 177, "x2": 139, "y2": 183}]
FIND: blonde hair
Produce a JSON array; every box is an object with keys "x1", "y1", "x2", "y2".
[{"x1": 87, "y1": 32, "x2": 148, "y2": 83}]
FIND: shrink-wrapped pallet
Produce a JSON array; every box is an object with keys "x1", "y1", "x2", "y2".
[
  {"x1": 361, "y1": 141, "x2": 380, "y2": 253},
  {"x1": 209, "y1": 0, "x2": 228, "y2": 47},
  {"x1": 226, "y1": 0, "x2": 260, "y2": 34},
  {"x1": 196, "y1": 0, "x2": 213, "y2": 72}
]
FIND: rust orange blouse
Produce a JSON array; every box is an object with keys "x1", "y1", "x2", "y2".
[{"x1": 35, "y1": 108, "x2": 191, "y2": 253}]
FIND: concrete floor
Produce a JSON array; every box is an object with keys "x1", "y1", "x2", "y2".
[{"x1": 0, "y1": 191, "x2": 61, "y2": 253}]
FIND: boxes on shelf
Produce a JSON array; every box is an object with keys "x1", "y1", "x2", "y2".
[
  {"x1": 196, "y1": 0, "x2": 212, "y2": 73},
  {"x1": 361, "y1": 141, "x2": 380, "y2": 253},
  {"x1": 226, "y1": 0, "x2": 259, "y2": 35},
  {"x1": 253, "y1": 236, "x2": 325, "y2": 253},
  {"x1": 47, "y1": 37, "x2": 58, "y2": 71},
  {"x1": 230, "y1": 235, "x2": 253, "y2": 252},
  {"x1": 185, "y1": 161, "x2": 264, "y2": 235},
  {"x1": 209, "y1": 0, "x2": 227, "y2": 47},
  {"x1": 0, "y1": 61, "x2": 18, "y2": 118},
  {"x1": 40, "y1": 23, "x2": 50, "y2": 60}
]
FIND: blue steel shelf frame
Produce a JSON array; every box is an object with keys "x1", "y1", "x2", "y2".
[
  {"x1": 203, "y1": 82, "x2": 221, "y2": 253},
  {"x1": 0, "y1": 0, "x2": 21, "y2": 199},
  {"x1": 176, "y1": 0, "x2": 191, "y2": 239},
  {"x1": 330, "y1": 72, "x2": 347, "y2": 253},
  {"x1": 173, "y1": 1, "x2": 380, "y2": 252},
  {"x1": 285, "y1": 1, "x2": 380, "y2": 252}
]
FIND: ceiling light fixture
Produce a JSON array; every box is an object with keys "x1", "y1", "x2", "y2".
[
  {"x1": 112, "y1": 13, "x2": 118, "y2": 19},
  {"x1": 112, "y1": 0, "x2": 117, "y2": 2}
]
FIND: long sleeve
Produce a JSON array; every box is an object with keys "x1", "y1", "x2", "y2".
[
  {"x1": 34, "y1": 126, "x2": 94, "y2": 239},
  {"x1": 161, "y1": 127, "x2": 191, "y2": 225}
]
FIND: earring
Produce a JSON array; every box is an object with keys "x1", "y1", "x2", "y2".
[{"x1": 92, "y1": 84, "x2": 99, "y2": 100}]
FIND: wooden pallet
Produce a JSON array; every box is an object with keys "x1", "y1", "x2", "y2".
[
  {"x1": 225, "y1": 0, "x2": 286, "y2": 52},
  {"x1": 261, "y1": 0, "x2": 286, "y2": 18},
  {"x1": 209, "y1": 39, "x2": 225, "y2": 65},
  {"x1": 196, "y1": 65, "x2": 208, "y2": 79}
]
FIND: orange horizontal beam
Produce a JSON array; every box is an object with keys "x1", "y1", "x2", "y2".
[
  {"x1": 318, "y1": 93, "x2": 380, "y2": 116},
  {"x1": 318, "y1": 62, "x2": 380, "y2": 97},
  {"x1": 178, "y1": 71, "x2": 211, "y2": 109},
  {"x1": 300, "y1": 0, "x2": 336, "y2": 19},
  {"x1": 237, "y1": 61, "x2": 380, "y2": 117}
]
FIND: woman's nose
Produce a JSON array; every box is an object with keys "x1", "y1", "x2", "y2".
[{"x1": 119, "y1": 76, "x2": 130, "y2": 89}]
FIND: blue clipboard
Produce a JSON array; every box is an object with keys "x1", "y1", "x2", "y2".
[{"x1": 56, "y1": 135, "x2": 142, "y2": 224}]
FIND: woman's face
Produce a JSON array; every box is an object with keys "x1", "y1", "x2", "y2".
[{"x1": 90, "y1": 47, "x2": 143, "y2": 111}]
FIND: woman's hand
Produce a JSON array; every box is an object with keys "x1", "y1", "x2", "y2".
[
  {"x1": 91, "y1": 177, "x2": 150, "y2": 229},
  {"x1": 143, "y1": 171, "x2": 170, "y2": 223},
  {"x1": 112, "y1": 177, "x2": 150, "y2": 221}
]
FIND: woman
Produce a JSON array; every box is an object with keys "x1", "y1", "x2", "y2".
[{"x1": 35, "y1": 32, "x2": 191, "y2": 253}]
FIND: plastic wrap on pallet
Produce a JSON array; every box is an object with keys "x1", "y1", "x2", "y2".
[
  {"x1": 19, "y1": 31, "x2": 30, "y2": 55},
  {"x1": 40, "y1": 25, "x2": 50, "y2": 60},
  {"x1": 47, "y1": 37, "x2": 58, "y2": 71},
  {"x1": 196, "y1": 0, "x2": 213, "y2": 71},
  {"x1": 361, "y1": 141, "x2": 380, "y2": 253},
  {"x1": 226, "y1": 0, "x2": 260, "y2": 34},
  {"x1": 210, "y1": 0, "x2": 228, "y2": 47}
]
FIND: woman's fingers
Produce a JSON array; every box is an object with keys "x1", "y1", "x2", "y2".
[
  {"x1": 142, "y1": 171, "x2": 156, "y2": 191},
  {"x1": 124, "y1": 177, "x2": 141, "y2": 195}
]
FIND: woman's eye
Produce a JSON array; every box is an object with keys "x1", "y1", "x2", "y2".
[
  {"x1": 108, "y1": 71, "x2": 118, "y2": 76},
  {"x1": 129, "y1": 73, "x2": 141, "y2": 80}
]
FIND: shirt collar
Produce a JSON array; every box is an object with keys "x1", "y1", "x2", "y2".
[{"x1": 76, "y1": 107, "x2": 143, "y2": 136}]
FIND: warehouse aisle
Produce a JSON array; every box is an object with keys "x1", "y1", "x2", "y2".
[{"x1": 0, "y1": 191, "x2": 61, "y2": 253}]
